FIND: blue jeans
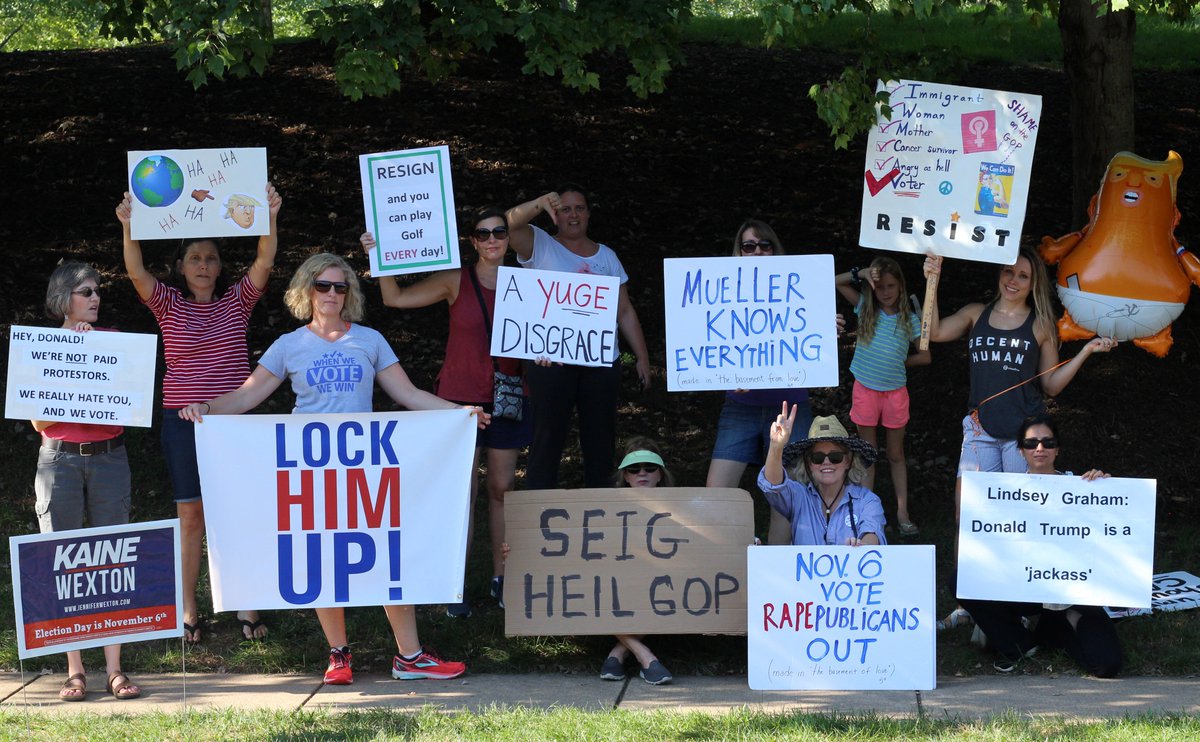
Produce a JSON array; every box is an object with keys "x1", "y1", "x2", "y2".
[{"x1": 711, "y1": 399, "x2": 812, "y2": 465}]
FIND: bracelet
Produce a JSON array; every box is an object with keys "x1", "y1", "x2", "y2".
[
  {"x1": 850, "y1": 266, "x2": 862, "y2": 288},
  {"x1": 201, "y1": 402, "x2": 211, "y2": 414}
]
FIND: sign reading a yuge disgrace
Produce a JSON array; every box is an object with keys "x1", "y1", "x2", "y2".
[
  {"x1": 128, "y1": 147, "x2": 269, "y2": 240},
  {"x1": 360, "y1": 145, "x2": 460, "y2": 277},
  {"x1": 490, "y1": 266, "x2": 621, "y2": 367}
]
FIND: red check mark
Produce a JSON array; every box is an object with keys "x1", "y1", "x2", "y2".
[
  {"x1": 865, "y1": 168, "x2": 901, "y2": 196},
  {"x1": 876, "y1": 138, "x2": 899, "y2": 152},
  {"x1": 874, "y1": 156, "x2": 897, "y2": 171}
]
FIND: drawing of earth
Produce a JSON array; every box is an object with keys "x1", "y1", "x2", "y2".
[{"x1": 130, "y1": 155, "x2": 184, "y2": 207}]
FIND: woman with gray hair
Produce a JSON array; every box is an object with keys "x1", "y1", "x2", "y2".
[
  {"x1": 180, "y1": 252, "x2": 487, "y2": 685},
  {"x1": 34, "y1": 261, "x2": 140, "y2": 701}
]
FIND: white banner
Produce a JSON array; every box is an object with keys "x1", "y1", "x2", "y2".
[
  {"x1": 490, "y1": 266, "x2": 620, "y2": 367},
  {"x1": 1107, "y1": 571, "x2": 1200, "y2": 618},
  {"x1": 860, "y1": 79, "x2": 1041, "y2": 264},
  {"x1": 663, "y1": 256, "x2": 839, "y2": 391},
  {"x1": 747, "y1": 545, "x2": 935, "y2": 690},
  {"x1": 959, "y1": 471, "x2": 1156, "y2": 607},
  {"x1": 194, "y1": 410, "x2": 475, "y2": 611},
  {"x1": 5, "y1": 326, "x2": 157, "y2": 427},
  {"x1": 128, "y1": 148, "x2": 268, "y2": 240},
  {"x1": 360, "y1": 145, "x2": 460, "y2": 277}
]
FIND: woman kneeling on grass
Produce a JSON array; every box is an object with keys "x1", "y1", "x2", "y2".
[{"x1": 180, "y1": 253, "x2": 488, "y2": 684}]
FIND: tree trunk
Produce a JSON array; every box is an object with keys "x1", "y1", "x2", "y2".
[
  {"x1": 259, "y1": 0, "x2": 273, "y2": 39},
  {"x1": 1057, "y1": 0, "x2": 1136, "y2": 229}
]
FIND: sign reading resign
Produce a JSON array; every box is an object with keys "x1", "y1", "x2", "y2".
[
  {"x1": 360, "y1": 145, "x2": 460, "y2": 277},
  {"x1": 747, "y1": 545, "x2": 935, "y2": 691},
  {"x1": 663, "y1": 256, "x2": 839, "y2": 392},
  {"x1": 490, "y1": 266, "x2": 621, "y2": 367},
  {"x1": 860, "y1": 79, "x2": 1042, "y2": 264},
  {"x1": 503, "y1": 488, "x2": 753, "y2": 636},
  {"x1": 194, "y1": 410, "x2": 475, "y2": 611},
  {"x1": 959, "y1": 471, "x2": 1156, "y2": 607},
  {"x1": 5, "y1": 325, "x2": 157, "y2": 427},
  {"x1": 128, "y1": 147, "x2": 268, "y2": 241},
  {"x1": 11, "y1": 520, "x2": 182, "y2": 659}
]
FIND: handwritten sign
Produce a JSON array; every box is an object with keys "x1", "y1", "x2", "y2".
[
  {"x1": 128, "y1": 148, "x2": 268, "y2": 240},
  {"x1": 10, "y1": 519, "x2": 182, "y2": 658},
  {"x1": 747, "y1": 545, "x2": 935, "y2": 690},
  {"x1": 662, "y1": 256, "x2": 839, "y2": 391},
  {"x1": 860, "y1": 79, "x2": 1042, "y2": 264},
  {"x1": 360, "y1": 145, "x2": 460, "y2": 277},
  {"x1": 1107, "y1": 572, "x2": 1200, "y2": 618},
  {"x1": 194, "y1": 410, "x2": 474, "y2": 611},
  {"x1": 959, "y1": 471, "x2": 1156, "y2": 607},
  {"x1": 490, "y1": 266, "x2": 620, "y2": 367},
  {"x1": 503, "y1": 488, "x2": 753, "y2": 635},
  {"x1": 5, "y1": 326, "x2": 157, "y2": 427}
]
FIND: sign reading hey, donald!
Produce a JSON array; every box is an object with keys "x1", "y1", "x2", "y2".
[
  {"x1": 194, "y1": 410, "x2": 475, "y2": 611},
  {"x1": 663, "y1": 256, "x2": 839, "y2": 392},
  {"x1": 127, "y1": 148, "x2": 269, "y2": 240}
]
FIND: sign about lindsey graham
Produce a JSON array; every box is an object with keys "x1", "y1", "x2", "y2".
[
  {"x1": 194, "y1": 410, "x2": 475, "y2": 611},
  {"x1": 11, "y1": 520, "x2": 182, "y2": 659}
]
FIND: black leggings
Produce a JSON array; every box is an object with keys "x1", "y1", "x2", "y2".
[
  {"x1": 959, "y1": 598, "x2": 1122, "y2": 677},
  {"x1": 524, "y1": 360, "x2": 621, "y2": 490}
]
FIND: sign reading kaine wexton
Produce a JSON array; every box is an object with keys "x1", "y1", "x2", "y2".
[
  {"x1": 360, "y1": 145, "x2": 460, "y2": 277},
  {"x1": 860, "y1": 79, "x2": 1041, "y2": 264},
  {"x1": 663, "y1": 255, "x2": 839, "y2": 392},
  {"x1": 127, "y1": 148, "x2": 269, "y2": 241}
]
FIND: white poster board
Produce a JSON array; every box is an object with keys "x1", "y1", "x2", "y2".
[
  {"x1": 194, "y1": 410, "x2": 475, "y2": 611},
  {"x1": 663, "y1": 256, "x2": 839, "y2": 391},
  {"x1": 360, "y1": 145, "x2": 460, "y2": 276},
  {"x1": 747, "y1": 545, "x2": 935, "y2": 690},
  {"x1": 5, "y1": 326, "x2": 157, "y2": 427},
  {"x1": 959, "y1": 471, "x2": 1156, "y2": 607},
  {"x1": 128, "y1": 148, "x2": 268, "y2": 240},
  {"x1": 860, "y1": 79, "x2": 1041, "y2": 264},
  {"x1": 1107, "y1": 571, "x2": 1200, "y2": 618},
  {"x1": 490, "y1": 266, "x2": 620, "y2": 367}
]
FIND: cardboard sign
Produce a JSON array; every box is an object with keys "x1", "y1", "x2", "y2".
[
  {"x1": 663, "y1": 256, "x2": 839, "y2": 391},
  {"x1": 128, "y1": 148, "x2": 268, "y2": 240},
  {"x1": 503, "y1": 488, "x2": 753, "y2": 635},
  {"x1": 1107, "y1": 571, "x2": 1200, "y2": 618},
  {"x1": 10, "y1": 520, "x2": 182, "y2": 658},
  {"x1": 959, "y1": 471, "x2": 1156, "y2": 607},
  {"x1": 490, "y1": 266, "x2": 621, "y2": 367},
  {"x1": 360, "y1": 145, "x2": 460, "y2": 276},
  {"x1": 5, "y1": 326, "x2": 157, "y2": 427},
  {"x1": 860, "y1": 79, "x2": 1041, "y2": 264},
  {"x1": 194, "y1": 410, "x2": 475, "y2": 611}
]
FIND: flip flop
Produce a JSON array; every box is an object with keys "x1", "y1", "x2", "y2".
[
  {"x1": 183, "y1": 620, "x2": 204, "y2": 644},
  {"x1": 59, "y1": 673, "x2": 86, "y2": 702},
  {"x1": 106, "y1": 671, "x2": 141, "y2": 700},
  {"x1": 238, "y1": 618, "x2": 267, "y2": 640},
  {"x1": 898, "y1": 521, "x2": 919, "y2": 536}
]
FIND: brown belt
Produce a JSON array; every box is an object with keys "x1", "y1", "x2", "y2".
[{"x1": 41, "y1": 435, "x2": 125, "y2": 456}]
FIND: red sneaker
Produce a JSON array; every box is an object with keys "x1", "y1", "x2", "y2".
[
  {"x1": 392, "y1": 650, "x2": 466, "y2": 680},
  {"x1": 323, "y1": 648, "x2": 353, "y2": 685}
]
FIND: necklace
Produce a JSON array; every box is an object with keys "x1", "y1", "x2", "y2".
[{"x1": 820, "y1": 484, "x2": 845, "y2": 518}]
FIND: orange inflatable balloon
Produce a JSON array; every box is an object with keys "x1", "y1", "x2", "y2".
[{"x1": 1040, "y1": 151, "x2": 1200, "y2": 357}]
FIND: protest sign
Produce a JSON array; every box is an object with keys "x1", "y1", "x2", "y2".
[
  {"x1": 663, "y1": 256, "x2": 839, "y2": 391},
  {"x1": 860, "y1": 79, "x2": 1041, "y2": 265},
  {"x1": 490, "y1": 266, "x2": 621, "y2": 367},
  {"x1": 5, "y1": 325, "x2": 157, "y2": 427},
  {"x1": 128, "y1": 148, "x2": 268, "y2": 240},
  {"x1": 194, "y1": 410, "x2": 474, "y2": 611},
  {"x1": 959, "y1": 471, "x2": 1156, "y2": 607},
  {"x1": 11, "y1": 520, "x2": 182, "y2": 659},
  {"x1": 1107, "y1": 571, "x2": 1200, "y2": 618},
  {"x1": 360, "y1": 145, "x2": 460, "y2": 276},
  {"x1": 503, "y1": 488, "x2": 753, "y2": 635},
  {"x1": 747, "y1": 545, "x2": 935, "y2": 690}
]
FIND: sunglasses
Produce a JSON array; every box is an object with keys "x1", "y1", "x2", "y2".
[
  {"x1": 472, "y1": 227, "x2": 509, "y2": 241},
  {"x1": 807, "y1": 450, "x2": 848, "y2": 465},
  {"x1": 72, "y1": 287, "x2": 100, "y2": 298},
  {"x1": 1019, "y1": 437, "x2": 1059, "y2": 450},
  {"x1": 313, "y1": 280, "x2": 349, "y2": 295},
  {"x1": 624, "y1": 464, "x2": 660, "y2": 475},
  {"x1": 740, "y1": 240, "x2": 774, "y2": 254}
]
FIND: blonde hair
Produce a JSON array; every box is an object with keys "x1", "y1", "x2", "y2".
[
  {"x1": 731, "y1": 219, "x2": 785, "y2": 257},
  {"x1": 994, "y1": 247, "x2": 1057, "y2": 348},
  {"x1": 614, "y1": 436, "x2": 676, "y2": 487},
  {"x1": 856, "y1": 256, "x2": 912, "y2": 344},
  {"x1": 284, "y1": 253, "x2": 365, "y2": 322},
  {"x1": 224, "y1": 193, "x2": 263, "y2": 212},
  {"x1": 787, "y1": 442, "x2": 870, "y2": 486}
]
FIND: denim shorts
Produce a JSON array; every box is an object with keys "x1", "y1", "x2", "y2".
[
  {"x1": 161, "y1": 410, "x2": 203, "y2": 503},
  {"x1": 35, "y1": 445, "x2": 131, "y2": 532},
  {"x1": 711, "y1": 399, "x2": 812, "y2": 465},
  {"x1": 957, "y1": 413, "x2": 1026, "y2": 475},
  {"x1": 452, "y1": 399, "x2": 534, "y2": 451}
]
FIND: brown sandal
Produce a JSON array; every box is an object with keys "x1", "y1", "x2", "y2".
[
  {"x1": 106, "y1": 671, "x2": 141, "y2": 700},
  {"x1": 59, "y1": 673, "x2": 87, "y2": 701}
]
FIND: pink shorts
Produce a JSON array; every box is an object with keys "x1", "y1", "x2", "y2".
[{"x1": 849, "y1": 380, "x2": 910, "y2": 429}]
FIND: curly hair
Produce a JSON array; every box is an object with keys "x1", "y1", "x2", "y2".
[{"x1": 283, "y1": 253, "x2": 365, "y2": 322}]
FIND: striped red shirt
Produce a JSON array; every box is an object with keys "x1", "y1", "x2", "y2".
[{"x1": 144, "y1": 275, "x2": 264, "y2": 408}]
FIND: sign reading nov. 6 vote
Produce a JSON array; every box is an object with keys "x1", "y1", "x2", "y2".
[
  {"x1": 490, "y1": 266, "x2": 621, "y2": 367},
  {"x1": 128, "y1": 147, "x2": 269, "y2": 241},
  {"x1": 663, "y1": 256, "x2": 839, "y2": 391},
  {"x1": 959, "y1": 471, "x2": 1156, "y2": 607},
  {"x1": 5, "y1": 326, "x2": 157, "y2": 427},
  {"x1": 747, "y1": 545, "x2": 935, "y2": 691},
  {"x1": 360, "y1": 145, "x2": 460, "y2": 277},
  {"x1": 194, "y1": 410, "x2": 475, "y2": 611}
]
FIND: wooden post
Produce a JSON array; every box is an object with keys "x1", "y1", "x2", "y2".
[{"x1": 919, "y1": 272, "x2": 938, "y2": 351}]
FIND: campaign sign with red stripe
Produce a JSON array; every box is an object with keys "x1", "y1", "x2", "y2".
[{"x1": 10, "y1": 519, "x2": 182, "y2": 658}]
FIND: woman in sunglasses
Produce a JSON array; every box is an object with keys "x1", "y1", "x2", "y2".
[
  {"x1": 33, "y1": 262, "x2": 140, "y2": 701},
  {"x1": 598, "y1": 437, "x2": 676, "y2": 685},
  {"x1": 361, "y1": 208, "x2": 532, "y2": 618},
  {"x1": 116, "y1": 185, "x2": 281, "y2": 644},
  {"x1": 179, "y1": 253, "x2": 487, "y2": 686},
  {"x1": 706, "y1": 220, "x2": 813, "y2": 546},
  {"x1": 759, "y1": 407, "x2": 886, "y2": 547},
  {"x1": 957, "y1": 413, "x2": 1121, "y2": 675}
]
